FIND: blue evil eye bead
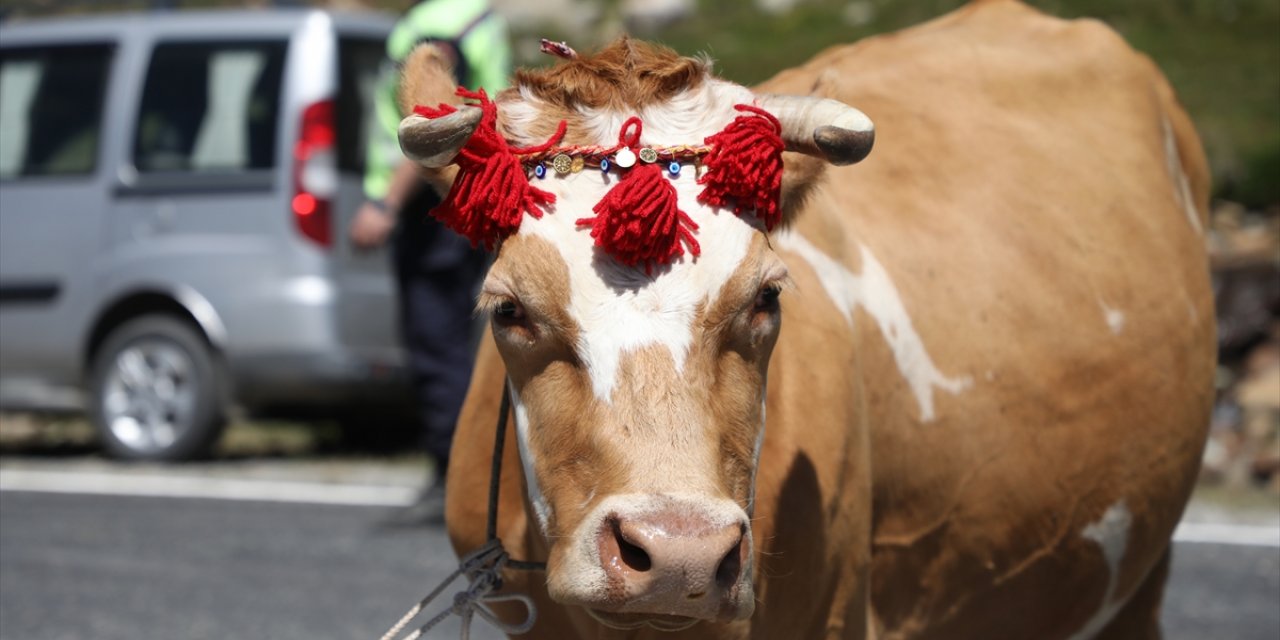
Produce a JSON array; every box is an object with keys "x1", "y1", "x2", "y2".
[
  {"x1": 668, "y1": 161, "x2": 681, "y2": 177},
  {"x1": 600, "y1": 158, "x2": 611, "y2": 173},
  {"x1": 534, "y1": 163, "x2": 546, "y2": 179}
]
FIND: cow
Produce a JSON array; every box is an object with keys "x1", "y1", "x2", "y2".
[{"x1": 393, "y1": 1, "x2": 1215, "y2": 638}]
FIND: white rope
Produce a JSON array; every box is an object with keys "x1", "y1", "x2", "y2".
[{"x1": 380, "y1": 539, "x2": 538, "y2": 640}]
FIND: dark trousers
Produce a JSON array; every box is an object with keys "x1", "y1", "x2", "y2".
[{"x1": 392, "y1": 188, "x2": 487, "y2": 475}]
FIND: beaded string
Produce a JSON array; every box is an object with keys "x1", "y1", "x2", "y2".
[{"x1": 520, "y1": 144, "x2": 712, "y2": 179}]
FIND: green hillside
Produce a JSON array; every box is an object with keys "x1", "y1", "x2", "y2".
[
  {"x1": 5, "y1": 0, "x2": 1275, "y2": 206},
  {"x1": 528, "y1": 0, "x2": 1280, "y2": 209}
]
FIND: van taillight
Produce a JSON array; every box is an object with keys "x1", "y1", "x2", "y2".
[{"x1": 293, "y1": 99, "x2": 337, "y2": 248}]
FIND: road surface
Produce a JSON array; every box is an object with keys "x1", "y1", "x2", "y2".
[{"x1": 0, "y1": 486, "x2": 1276, "y2": 640}]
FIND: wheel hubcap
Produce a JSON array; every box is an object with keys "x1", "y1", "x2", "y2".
[{"x1": 102, "y1": 340, "x2": 198, "y2": 453}]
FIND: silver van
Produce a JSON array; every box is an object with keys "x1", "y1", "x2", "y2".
[{"x1": 0, "y1": 9, "x2": 409, "y2": 460}]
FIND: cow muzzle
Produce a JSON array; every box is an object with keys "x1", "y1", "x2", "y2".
[{"x1": 548, "y1": 495, "x2": 755, "y2": 629}]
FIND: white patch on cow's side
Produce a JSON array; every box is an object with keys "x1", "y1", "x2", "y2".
[
  {"x1": 514, "y1": 82, "x2": 763, "y2": 402},
  {"x1": 1099, "y1": 300, "x2": 1126, "y2": 335},
  {"x1": 1161, "y1": 115, "x2": 1202, "y2": 235},
  {"x1": 508, "y1": 383, "x2": 553, "y2": 534},
  {"x1": 1067, "y1": 500, "x2": 1134, "y2": 640},
  {"x1": 773, "y1": 229, "x2": 970, "y2": 422}
]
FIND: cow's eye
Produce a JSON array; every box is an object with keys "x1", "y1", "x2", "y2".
[
  {"x1": 754, "y1": 284, "x2": 782, "y2": 313},
  {"x1": 493, "y1": 299, "x2": 526, "y2": 322}
]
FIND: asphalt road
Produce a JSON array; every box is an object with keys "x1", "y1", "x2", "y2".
[{"x1": 0, "y1": 491, "x2": 1276, "y2": 640}]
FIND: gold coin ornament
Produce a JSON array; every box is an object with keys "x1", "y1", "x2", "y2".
[
  {"x1": 552, "y1": 153, "x2": 573, "y2": 175},
  {"x1": 570, "y1": 156, "x2": 585, "y2": 173},
  {"x1": 638, "y1": 147, "x2": 658, "y2": 164}
]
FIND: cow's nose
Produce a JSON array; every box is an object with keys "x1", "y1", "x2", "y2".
[{"x1": 597, "y1": 510, "x2": 747, "y2": 613}]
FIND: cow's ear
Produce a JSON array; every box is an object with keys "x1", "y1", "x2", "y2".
[
  {"x1": 396, "y1": 44, "x2": 475, "y2": 194},
  {"x1": 778, "y1": 151, "x2": 827, "y2": 228},
  {"x1": 397, "y1": 43, "x2": 461, "y2": 120}
]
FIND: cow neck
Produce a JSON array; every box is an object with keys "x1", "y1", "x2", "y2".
[{"x1": 379, "y1": 381, "x2": 544, "y2": 640}]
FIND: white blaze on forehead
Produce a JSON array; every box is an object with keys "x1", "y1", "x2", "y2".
[
  {"x1": 774, "y1": 229, "x2": 970, "y2": 422},
  {"x1": 514, "y1": 81, "x2": 764, "y2": 402},
  {"x1": 1067, "y1": 500, "x2": 1134, "y2": 640}
]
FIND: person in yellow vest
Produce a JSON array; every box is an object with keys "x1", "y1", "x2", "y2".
[{"x1": 349, "y1": 0, "x2": 511, "y2": 525}]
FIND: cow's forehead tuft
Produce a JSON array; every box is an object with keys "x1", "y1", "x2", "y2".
[{"x1": 500, "y1": 80, "x2": 757, "y2": 150}]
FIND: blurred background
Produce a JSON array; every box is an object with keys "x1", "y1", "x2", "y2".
[
  {"x1": 2, "y1": 0, "x2": 1276, "y2": 500},
  {"x1": 0, "y1": 1, "x2": 1276, "y2": 639}
]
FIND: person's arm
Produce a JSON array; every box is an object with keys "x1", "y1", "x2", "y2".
[{"x1": 349, "y1": 159, "x2": 425, "y2": 249}]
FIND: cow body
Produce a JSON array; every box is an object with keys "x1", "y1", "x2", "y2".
[{"x1": 430, "y1": 2, "x2": 1213, "y2": 638}]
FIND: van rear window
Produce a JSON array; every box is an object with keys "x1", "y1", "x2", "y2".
[
  {"x1": 133, "y1": 41, "x2": 285, "y2": 174},
  {"x1": 0, "y1": 44, "x2": 113, "y2": 179}
]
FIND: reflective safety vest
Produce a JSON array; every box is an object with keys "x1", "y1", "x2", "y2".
[{"x1": 363, "y1": 0, "x2": 511, "y2": 200}]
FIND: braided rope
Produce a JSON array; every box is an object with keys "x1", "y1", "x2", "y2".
[
  {"x1": 519, "y1": 144, "x2": 713, "y2": 167},
  {"x1": 379, "y1": 386, "x2": 543, "y2": 640},
  {"x1": 379, "y1": 539, "x2": 537, "y2": 640}
]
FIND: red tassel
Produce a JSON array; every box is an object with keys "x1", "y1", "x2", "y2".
[
  {"x1": 576, "y1": 118, "x2": 700, "y2": 270},
  {"x1": 697, "y1": 104, "x2": 784, "y2": 229},
  {"x1": 578, "y1": 162, "x2": 700, "y2": 271},
  {"x1": 413, "y1": 89, "x2": 565, "y2": 250}
]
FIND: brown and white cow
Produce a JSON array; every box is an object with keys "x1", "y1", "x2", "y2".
[{"x1": 396, "y1": 1, "x2": 1215, "y2": 638}]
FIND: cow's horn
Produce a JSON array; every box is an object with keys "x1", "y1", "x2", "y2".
[
  {"x1": 397, "y1": 106, "x2": 483, "y2": 168},
  {"x1": 757, "y1": 95, "x2": 875, "y2": 166}
]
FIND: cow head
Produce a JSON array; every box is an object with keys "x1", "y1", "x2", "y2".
[{"x1": 398, "y1": 39, "x2": 872, "y2": 630}]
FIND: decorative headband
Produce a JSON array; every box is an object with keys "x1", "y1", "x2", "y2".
[{"x1": 413, "y1": 88, "x2": 784, "y2": 270}]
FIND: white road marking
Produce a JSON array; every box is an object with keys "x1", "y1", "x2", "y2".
[
  {"x1": 0, "y1": 469, "x2": 415, "y2": 507},
  {"x1": 4, "y1": 469, "x2": 1278, "y2": 550},
  {"x1": 1174, "y1": 522, "x2": 1280, "y2": 548}
]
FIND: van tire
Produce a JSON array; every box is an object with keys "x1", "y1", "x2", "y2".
[{"x1": 88, "y1": 315, "x2": 226, "y2": 461}]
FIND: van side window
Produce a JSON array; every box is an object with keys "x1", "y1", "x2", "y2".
[
  {"x1": 0, "y1": 44, "x2": 113, "y2": 179},
  {"x1": 337, "y1": 38, "x2": 386, "y2": 175},
  {"x1": 133, "y1": 41, "x2": 285, "y2": 174}
]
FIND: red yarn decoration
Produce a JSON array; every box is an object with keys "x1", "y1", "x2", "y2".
[
  {"x1": 697, "y1": 104, "x2": 784, "y2": 230},
  {"x1": 413, "y1": 88, "x2": 566, "y2": 250},
  {"x1": 576, "y1": 118, "x2": 701, "y2": 270}
]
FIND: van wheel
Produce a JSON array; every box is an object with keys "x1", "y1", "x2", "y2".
[{"x1": 88, "y1": 316, "x2": 226, "y2": 461}]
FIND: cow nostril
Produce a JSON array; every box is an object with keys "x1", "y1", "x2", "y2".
[
  {"x1": 714, "y1": 534, "x2": 744, "y2": 589},
  {"x1": 611, "y1": 518, "x2": 652, "y2": 572}
]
